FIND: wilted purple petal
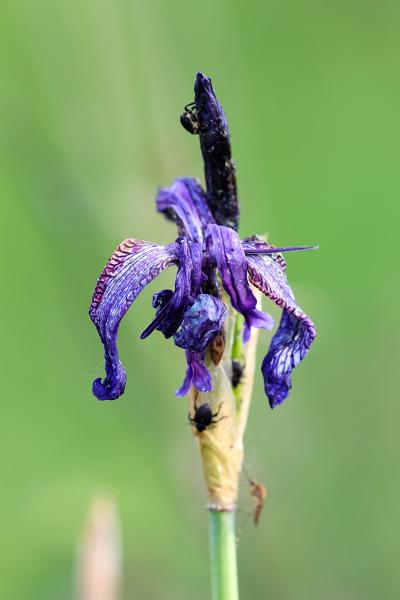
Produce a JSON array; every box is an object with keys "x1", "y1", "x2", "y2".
[
  {"x1": 245, "y1": 238, "x2": 316, "y2": 408},
  {"x1": 176, "y1": 351, "x2": 212, "y2": 397},
  {"x1": 194, "y1": 72, "x2": 239, "y2": 230},
  {"x1": 174, "y1": 294, "x2": 227, "y2": 352},
  {"x1": 262, "y1": 311, "x2": 315, "y2": 407},
  {"x1": 156, "y1": 178, "x2": 213, "y2": 242},
  {"x1": 181, "y1": 177, "x2": 215, "y2": 227},
  {"x1": 205, "y1": 224, "x2": 274, "y2": 342},
  {"x1": 140, "y1": 239, "x2": 203, "y2": 339},
  {"x1": 89, "y1": 239, "x2": 178, "y2": 400}
]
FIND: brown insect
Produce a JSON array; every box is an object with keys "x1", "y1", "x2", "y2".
[
  {"x1": 244, "y1": 468, "x2": 267, "y2": 526},
  {"x1": 236, "y1": 471, "x2": 268, "y2": 545},
  {"x1": 209, "y1": 331, "x2": 226, "y2": 366},
  {"x1": 249, "y1": 479, "x2": 267, "y2": 525}
]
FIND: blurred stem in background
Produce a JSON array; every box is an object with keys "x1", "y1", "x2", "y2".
[{"x1": 75, "y1": 496, "x2": 122, "y2": 600}]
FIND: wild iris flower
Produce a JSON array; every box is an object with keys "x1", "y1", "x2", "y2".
[{"x1": 89, "y1": 72, "x2": 316, "y2": 408}]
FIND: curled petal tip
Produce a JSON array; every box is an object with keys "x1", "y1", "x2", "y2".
[
  {"x1": 92, "y1": 374, "x2": 126, "y2": 401},
  {"x1": 264, "y1": 373, "x2": 292, "y2": 409}
]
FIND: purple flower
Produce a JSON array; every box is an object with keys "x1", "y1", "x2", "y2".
[{"x1": 89, "y1": 72, "x2": 316, "y2": 408}]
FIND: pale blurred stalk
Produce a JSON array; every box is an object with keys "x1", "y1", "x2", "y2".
[{"x1": 75, "y1": 496, "x2": 122, "y2": 600}]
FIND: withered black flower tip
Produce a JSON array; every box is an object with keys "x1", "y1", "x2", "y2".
[{"x1": 193, "y1": 72, "x2": 239, "y2": 231}]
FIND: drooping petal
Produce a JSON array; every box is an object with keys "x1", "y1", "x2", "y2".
[
  {"x1": 174, "y1": 294, "x2": 227, "y2": 352},
  {"x1": 156, "y1": 178, "x2": 213, "y2": 242},
  {"x1": 140, "y1": 239, "x2": 203, "y2": 340},
  {"x1": 181, "y1": 177, "x2": 216, "y2": 228},
  {"x1": 89, "y1": 239, "x2": 178, "y2": 400},
  {"x1": 194, "y1": 72, "x2": 239, "y2": 230},
  {"x1": 261, "y1": 311, "x2": 316, "y2": 407},
  {"x1": 245, "y1": 238, "x2": 316, "y2": 408},
  {"x1": 205, "y1": 224, "x2": 274, "y2": 341},
  {"x1": 176, "y1": 351, "x2": 212, "y2": 397}
]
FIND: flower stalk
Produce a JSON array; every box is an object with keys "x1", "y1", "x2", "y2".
[
  {"x1": 189, "y1": 293, "x2": 262, "y2": 599},
  {"x1": 209, "y1": 511, "x2": 239, "y2": 600},
  {"x1": 189, "y1": 294, "x2": 261, "y2": 511}
]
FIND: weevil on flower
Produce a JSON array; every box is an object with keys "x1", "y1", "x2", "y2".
[
  {"x1": 89, "y1": 72, "x2": 316, "y2": 411},
  {"x1": 188, "y1": 401, "x2": 225, "y2": 433}
]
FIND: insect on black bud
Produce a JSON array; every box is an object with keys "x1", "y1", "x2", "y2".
[{"x1": 180, "y1": 102, "x2": 200, "y2": 135}]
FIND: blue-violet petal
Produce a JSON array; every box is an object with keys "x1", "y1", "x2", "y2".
[
  {"x1": 89, "y1": 239, "x2": 177, "y2": 400},
  {"x1": 245, "y1": 238, "x2": 316, "y2": 408}
]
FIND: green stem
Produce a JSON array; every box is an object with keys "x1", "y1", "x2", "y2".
[
  {"x1": 209, "y1": 510, "x2": 239, "y2": 600},
  {"x1": 231, "y1": 313, "x2": 244, "y2": 361},
  {"x1": 232, "y1": 313, "x2": 245, "y2": 411}
]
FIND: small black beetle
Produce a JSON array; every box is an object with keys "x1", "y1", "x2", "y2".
[
  {"x1": 231, "y1": 359, "x2": 244, "y2": 388},
  {"x1": 188, "y1": 401, "x2": 224, "y2": 433},
  {"x1": 180, "y1": 102, "x2": 200, "y2": 135}
]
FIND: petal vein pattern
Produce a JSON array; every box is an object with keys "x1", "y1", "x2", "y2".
[
  {"x1": 89, "y1": 239, "x2": 177, "y2": 400},
  {"x1": 245, "y1": 243, "x2": 316, "y2": 407}
]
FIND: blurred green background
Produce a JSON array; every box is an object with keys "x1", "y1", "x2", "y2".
[{"x1": 1, "y1": 0, "x2": 399, "y2": 598}]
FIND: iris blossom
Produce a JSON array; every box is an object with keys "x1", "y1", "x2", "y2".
[{"x1": 89, "y1": 73, "x2": 316, "y2": 408}]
